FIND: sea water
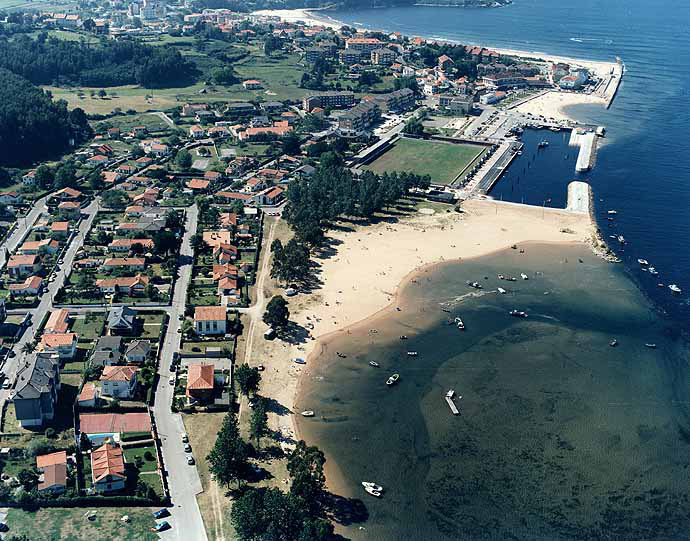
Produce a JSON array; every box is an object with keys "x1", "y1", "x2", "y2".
[{"x1": 296, "y1": 244, "x2": 690, "y2": 539}]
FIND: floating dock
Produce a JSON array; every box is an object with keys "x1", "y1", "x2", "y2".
[{"x1": 445, "y1": 390, "x2": 460, "y2": 415}]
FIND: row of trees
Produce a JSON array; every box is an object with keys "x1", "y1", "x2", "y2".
[
  {"x1": 0, "y1": 34, "x2": 197, "y2": 88},
  {"x1": 0, "y1": 68, "x2": 92, "y2": 167},
  {"x1": 284, "y1": 161, "x2": 431, "y2": 245}
]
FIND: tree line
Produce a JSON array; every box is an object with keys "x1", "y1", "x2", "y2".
[
  {"x1": 0, "y1": 68, "x2": 91, "y2": 167},
  {"x1": 0, "y1": 34, "x2": 198, "y2": 88}
]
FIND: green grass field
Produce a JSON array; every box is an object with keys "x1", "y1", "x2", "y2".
[{"x1": 364, "y1": 137, "x2": 487, "y2": 185}]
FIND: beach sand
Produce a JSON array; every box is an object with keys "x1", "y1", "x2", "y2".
[
  {"x1": 513, "y1": 90, "x2": 606, "y2": 123},
  {"x1": 252, "y1": 199, "x2": 596, "y2": 490}
]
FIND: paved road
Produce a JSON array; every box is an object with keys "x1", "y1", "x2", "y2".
[
  {"x1": 151, "y1": 204, "x2": 208, "y2": 541},
  {"x1": 2, "y1": 199, "x2": 100, "y2": 401},
  {"x1": 0, "y1": 195, "x2": 49, "y2": 270}
]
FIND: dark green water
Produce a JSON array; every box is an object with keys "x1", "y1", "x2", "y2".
[{"x1": 296, "y1": 244, "x2": 690, "y2": 540}]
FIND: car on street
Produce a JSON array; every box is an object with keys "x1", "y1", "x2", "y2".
[
  {"x1": 168, "y1": 376, "x2": 175, "y2": 385},
  {"x1": 182, "y1": 434, "x2": 189, "y2": 443},
  {"x1": 178, "y1": 315, "x2": 184, "y2": 321},
  {"x1": 2, "y1": 381, "x2": 12, "y2": 390},
  {"x1": 151, "y1": 521, "x2": 170, "y2": 532},
  {"x1": 187, "y1": 456, "x2": 195, "y2": 465},
  {"x1": 153, "y1": 508, "x2": 170, "y2": 519},
  {"x1": 184, "y1": 443, "x2": 192, "y2": 452}
]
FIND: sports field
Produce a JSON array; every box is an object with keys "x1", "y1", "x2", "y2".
[{"x1": 364, "y1": 137, "x2": 486, "y2": 185}]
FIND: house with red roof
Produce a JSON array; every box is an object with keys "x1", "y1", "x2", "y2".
[
  {"x1": 186, "y1": 364, "x2": 215, "y2": 402},
  {"x1": 91, "y1": 442, "x2": 126, "y2": 493}
]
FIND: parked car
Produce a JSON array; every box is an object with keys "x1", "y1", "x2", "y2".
[
  {"x1": 151, "y1": 521, "x2": 170, "y2": 532},
  {"x1": 182, "y1": 434, "x2": 189, "y2": 443},
  {"x1": 168, "y1": 376, "x2": 175, "y2": 386},
  {"x1": 184, "y1": 443, "x2": 192, "y2": 453},
  {"x1": 2, "y1": 381, "x2": 12, "y2": 390},
  {"x1": 187, "y1": 456, "x2": 195, "y2": 465},
  {"x1": 152, "y1": 508, "x2": 169, "y2": 519}
]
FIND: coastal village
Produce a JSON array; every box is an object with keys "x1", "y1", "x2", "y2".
[{"x1": 0, "y1": 4, "x2": 627, "y2": 540}]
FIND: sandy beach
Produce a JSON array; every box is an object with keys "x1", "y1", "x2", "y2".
[
  {"x1": 512, "y1": 90, "x2": 606, "y2": 123},
  {"x1": 253, "y1": 199, "x2": 596, "y2": 490}
]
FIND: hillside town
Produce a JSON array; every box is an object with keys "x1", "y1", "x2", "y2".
[{"x1": 0, "y1": 4, "x2": 624, "y2": 539}]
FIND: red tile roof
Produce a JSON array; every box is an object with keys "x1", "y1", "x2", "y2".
[
  {"x1": 91, "y1": 442, "x2": 126, "y2": 483},
  {"x1": 187, "y1": 364, "x2": 214, "y2": 391},
  {"x1": 36, "y1": 451, "x2": 67, "y2": 470},
  {"x1": 80, "y1": 412, "x2": 151, "y2": 434}
]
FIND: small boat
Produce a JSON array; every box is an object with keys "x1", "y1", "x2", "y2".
[
  {"x1": 336, "y1": 352, "x2": 346, "y2": 358},
  {"x1": 364, "y1": 486, "x2": 382, "y2": 497},
  {"x1": 509, "y1": 310, "x2": 528, "y2": 318},
  {"x1": 369, "y1": 361, "x2": 379, "y2": 367},
  {"x1": 610, "y1": 339, "x2": 618, "y2": 347},
  {"x1": 520, "y1": 273, "x2": 529, "y2": 280},
  {"x1": 669, "y1": 284, "x2": 682, "y2": 294},
  {"x1": 657, "y1": 283, "x2": 665, "y2": 288},
  {"x1": 446, "y1": 389, "x2": 455, "y2": 399},
  {"x1": 407, "y1": 351, "x2": 418, "y2": 357},
  {"x1": 649, "y1": 268, "x2": 659, "y2": 276},
  {"x1": 607, "y1": 210, "x2": 617, "y2": 215},
  {"x1": 294, "y1": 358, "x2": 306, "y2": 365},
  {"x1": 507, "y1": 276, "x2": 517, "y2": 282},
  {"x1": 454, "y1": 317, "x2": 465, "y2": 330},
  {"x1": 362, "y1": 481, "x2": 383, "y2": 492},
  {"x1": 497, "y1": 287, "x2": 507, "y2": 294},
  {"x1": 386, "y1": 373, "x2": 400, "y2": 386},
  {"x1": 441, "y1": 308, "x2": 451, "y2": 313},
  {"x1": 467, "y1": 281, "x2": 482, "y2": 289},
  {"x1": 609, "y1": 235, "x2": 617, "y2": 240},
  {"x1": 550, "y1": 126, "x2": 560, "y2": 132},
  {"x1": 517, "y1": 150, "x2": 523, "y2": 155},
  {"x1": 640, "y1": 267, "x2": 648, "y2": 273},
  {"x1": 498, "y1": 274, "x2": 505, "y2": 280},
  {"x1": 637, "y1": 259, "x2": 649, "y2": 266},
  {"x1": 538, "y1": 140, "x2": 549, "y2": 148},
  {"x1": 645, "y1": 343, "x2": 657, "y2": 349},
  {"x1": 301, "y1": 411, "x2": 315, "y2": 417},
  {"x1": 399, "y1": 335, "x2": 408, "y2": 340},
  {"x1": 617, "y1": 235, "x2": 626, "y2": 244}
]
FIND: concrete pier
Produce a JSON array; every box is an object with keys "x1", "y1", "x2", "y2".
[{"x1": 566, "y1": 181, "x2": 591, "y2": 214}]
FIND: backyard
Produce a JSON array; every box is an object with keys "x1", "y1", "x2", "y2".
[{"x1": 363, "y1": 137, "x2": 487, "y2": 185}]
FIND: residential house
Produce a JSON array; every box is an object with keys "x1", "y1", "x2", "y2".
[
  {"x1": 213, "y1": 243, "x2": 238, "y2": 264},
  {"x1": 39, "y1": 332, "x2": 78, "y2": 359},
  {"x1": 189, "y1": 125, "x2": 206, "y2": 139},
  {"x1": 242, "y1": 79, "x2": 263, "y2": 90},
  {"x1": 108, "y1": 239, "x2": 154, "y2": 253},
  {"x1": 194, "y1": 306, "x2": 227, "y2": 336},
  {"x1": 225, "y1": 102, "x2": 256, "y2": 117},
  {"x1": 77, "y1": 382, "x2": 99, "y2": 407},
  {"x1": 8, "y1": 255, "x2": 42, "y2": 278},
  {"x1": 0, "y1": 192, "x2": 23, "y2": 205},
  {"x1": 19, "y1": 239, "x2": 58, "y2": 256},
  {"x1": 90, "y1": 442, "x2": 127, "y2": 493},
  {"x1": 187, "y1": 178, "x2": 210, "y2": 191},
  {"x1": 22, "y1": 170, "x2": 36, "y2": 185},
  {"x1": 182, "y1": 103, "x2": 208, "y2": 117},
  {"x1": 57, "y1": 201, "x2": 81, "y2": 216},
  {"x1": 36, "y1": 451, "x2": 68, "y2": 494},
  {"x1": 54, "y1": 187, "x2": 82, "y2": 201},
  {"x1": 95, "y1": 274, "x2": 149, "y2": 295},
  {"x1": 212, "y1": 264, "x2": 238, "y2": 281},
  {"x1": 12, "y1": 353, "x2": 60, "y2": 428},
  {"x1": 237, "y1": 125, "x2": 293, "y2": 142},
  {"x1": 255, "y1": 186, "x2": 285, "y2": 206},
  {"x1": 345, "y1": 37, "x2": 383, "y2": 52},
  {"x1": 102, "y1": 257, "x2": 146, "y2": 272},
  {"x1": 124, "y1": 339, "x2": 151, "y2": 364},
  {"x1": 438, "y1": 54, "x2": 454, "y2": 72},
  {"x1": 50, "y1": 221, "x2": 70, "y2": 239},
  {"x1": 91, "y1": 336, "x2": 123, "y2": 367},
  {"x1": 302, "y1": 91, "x2": 355, "y2": 112},
  {"x1": 45, "y1": 309, "x2": 70, "y2": 334},
  {"x1": 87, "y1": 155, "x2": 109, "y2": 168},
  {"x1": 214, "y1": 191, "x2": 252, "y2": 204},
  {"x1": 8, "y1": 276, "x2": 43, "y2": 296},
  {"x1": 371, "y1": 48, "x2": 396, "y2": 65},
  {"x1": 217, "y1": 276, "x2": 240, "y2": 302},
  {"x1": 100, "y1": 366, "x2": 137, "y2": 398},
  {"x1": 203, "y1": 231, "x2": 233, "y2": 249},
  {"x1": 186, "y1": 364, "x2": 215, "y2": 402},
  {"x1": 219, "y1": 213, "x2": 237, "y2": 229},
  {"x1": 107, "y1": 306, "x2": 137, "y2": 335}
]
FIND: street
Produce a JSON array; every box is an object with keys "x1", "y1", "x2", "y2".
[{"x1": 0, "y1": 195, "x2": 49, "y2": 270}]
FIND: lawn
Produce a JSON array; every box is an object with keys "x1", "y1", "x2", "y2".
[
  {"x1": 181, "y1": 340, "x2": 235, "y2": 356},
  {"x1": 71, "y1": 313, "x2": 106, "y2": 341},
  {"x1": 6, "y1": 507, "x2": 159, "y2": 541},
  {"x1": 139, "y1": 312, "x2": 166, "y2": 339},
  {"x1": 363, "y1": 137, "x2": 487, "y2": 185},
  {"x1": 124, "y1": 444, "x2": 159, "y2": 473},
  {"x1": 92, "y1": 112, "x2": 173, "y2": 133}
]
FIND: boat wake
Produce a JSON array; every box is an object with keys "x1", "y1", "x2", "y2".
[{"x1": 440, "y1": 290, "x2": 489, "y2": 308}]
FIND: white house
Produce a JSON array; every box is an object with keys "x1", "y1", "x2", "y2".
[
  {"x1": 194, "y1": 306, "x2": 227, "y2": 336},
  {"x1": 100, "y1": 366, "x2": 137, "y2": 399}
]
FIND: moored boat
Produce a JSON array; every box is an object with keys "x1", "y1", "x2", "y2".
[
  {"x1": 362, "y1": 481, "x2": 383, "y2": 492},
  {"x1": 454, "y1": 317, "x2": 465, "y2": 330},
  {"x1": 669, "y1": 284, "x2": 682, "y2": 294},
  {"x1": 294, "y1": 358, "x2": 306, "y2": 365},
  {"x1": 364, "y1": 485, "x2": 382, "y2": 497},
  {"x1": 301, "y1": 410, "x2": 315, "y2": 417},
  {"x1": 498, "y1": 287, "x2": 507, "y2": 294},
  {"x1": 645, "y1": 343, "x2": 657, "y2": 349},
  {"x1": 520, "y1": 273, "x2": 529, "y2": 280},
  {"x1": 369, "y1": 360, "x2": 379, "y2": 367},
  {"x1": 407, "y1": 351, "x2": 418, "y2": 357},
  {"x1": 509, "y1": 309, "x2": 528, "y2": 318},
  {"x1": 637, "y1": 259, "x2": 649, "y2": 266},
  {"x1": 386, "y1": 373, "x2": 400, "y2": 386}
]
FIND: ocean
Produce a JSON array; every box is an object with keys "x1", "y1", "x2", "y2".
[
  {"x1": 294, "y1": 1, "x2": 690, "y2": 538},
  {"x1": 331, "y1": 0, "x2": 690, "y2": 322}
]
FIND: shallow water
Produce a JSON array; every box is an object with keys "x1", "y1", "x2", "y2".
[{"x1": 297, "y1": 244, "x2": 690, "y2": 540}]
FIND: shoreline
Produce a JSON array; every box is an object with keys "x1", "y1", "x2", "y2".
[{"x1": 259, "y1": 198, "x2": 598, "y2": 500}]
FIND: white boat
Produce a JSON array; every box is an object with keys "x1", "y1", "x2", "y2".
[
  {"x1": 649, "y1": 268, "x2": 659, "y2": 276},
  {"x1": 637, "y1": 259, "x2": 649, "y2": 266},
  {"x1": 538, "y1": 140, "x2": 549, "y2": 148},
  {"x1": 645, "y1": 343, "x2": 657, "y2": 349},
  {"x1": 509, "y1": 310, "x2": 528, "y2": 318},
  {"x1": 369, "y1": 360, "x2": 379, "y2": 367},
  {"x1": 498, "y1": 274, "x2": 505, "y2": 280},
  {"x1": 386, "y1": 373, "x2": 400, "y2": 386},
  {"x1": 445, "y1": 389, "x2": 455, "y2": 399},
  {"x1": 617, "y1": 235, "x2": 626, "y2": 244},
  {"x1": 454, "y1": 317, "x2": 465, "y2": 330},
  {"x1": 607, "y1": 209, "x2": 617, "y2": 215},
  {"x1": 669, "y1": 284, "x2": 682, "y2": 294},
  {"x1": 407, "y1": 351, "x2": 418, "y2": 357},
  {"x1": 294, "y1": 358, "x2": 306, "y2": 365},
  {"x1": 364, "y1": 486, "x2": 382, "y2": 497},
  {"x1": 301, "y1": 411, "x2": 315, "y2": 417},
  {"x1": 610, "y1": 339, "x2": 618, "y2": 347},
  {"x1": 362, "y1": 481, "x2": 383, "y2": 492},
  {"x1": 467, "y1": 281, "x2": 482, "y2": 289},
  {"x1": 399, "y1": 335, "x2": 408, "y2": 340},
  {"x1": 520, "y1": 273, "x2": 529, "y2": 280},
  {"x1": 497, "y1": 287, "x2": 507, "y2": 294}
]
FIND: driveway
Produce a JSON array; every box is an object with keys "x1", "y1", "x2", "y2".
[{"x1": 151, "y1": 204, "x2": 207, "y2": 541}]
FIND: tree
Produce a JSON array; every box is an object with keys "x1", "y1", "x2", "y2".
[
  {"x1": 17, "y1": 468, "x2": 38, "y2": 491},
  {"x1": 402, "y1": 117, "x2": 425, "y2": 136},
  {"x1": 190, "y1": 234, "x2": 206, "y2": 253},
  {"x1": 34, "y1": 164, "x2": 54, "y2": 189},
  {"x1": 212, "y1": 67, "x2": 238, "y2": 86},
  {"x1": 207, "y1": 411, "x2": 249, "y2": 488},
  {"x1": 21, "y1": 342, "x2": 34, "y2": 354},
  {"x1": 175, "y1": 148, "x2": 193, "y2": 170},
  {"x1": 153, "y1": 230, "x2": 178, "y2": 256},
  {"x1": 54, "y1": 162, "x2": 76, "y2": 188},
  {"x1": 281, "y1": 133, "x2": 301, "y2": 156},
  {"x1": 101, "y1": 189, "x2": 127, "y2": 209},
  {"x1": 249, "y1": 398, "x2": 268, "y2": 448},
  {"x1": 263, "y1": 35, "x2": 281, "y2": 56},
  {"x1": 287, "y1": 441, "x2": 326, "y2": 514},
  {"x1": 98, "y1": 89, "x2": 107, "y2": 98},
  {"x1": 263, "y1": 295, "x2": 289, "y2": 329},
  {"x1": 235, "y1": 363, "x2": 261, "y2": 397},
  {"x1": 87, "y1": 170, "x2": 104, "y2": 191}
]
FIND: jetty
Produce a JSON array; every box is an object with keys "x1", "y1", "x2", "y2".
[
  {"x1": 569, "y1": 129, "x2": 598, "y2": 172},
  {"x1": 445, "y1": 390, "x2": 460, "y2": 415}
]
